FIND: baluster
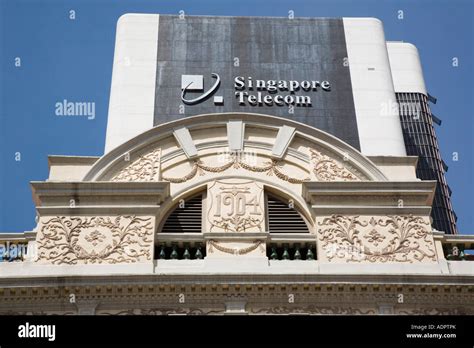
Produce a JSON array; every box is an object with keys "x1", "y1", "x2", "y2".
[
  {"x1": 306, "y1": 245, "x2": 315, "y2": 260},
  {"x1": 294, "y1": 244, "x2": 301, "y2": 260},
  {"x1": 282, "y1": 244, "x2": 290, "y2": 260},
  {"x1": 183, "y1": 244, "x2": 191, "y2": 260},
  {"x1": 194, "y1": 245, "x2": 203, "y2": 259},
  {"x1": 270, "y1": 246, "x2": 278, "y2": 260},
  {"x1": 158, "y1": 245, "x2": 166, "y2": 259},
  {"x1": 170, "y1": 244, "x2": 179, "y2": 259}
]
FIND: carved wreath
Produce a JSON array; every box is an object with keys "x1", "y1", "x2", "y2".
[
  {"x1": 317, "y1": 215, "x2": 437, "y2": 263},
  {"x1": 37, "y1": 216, "x2": 153, "y2": 264}
]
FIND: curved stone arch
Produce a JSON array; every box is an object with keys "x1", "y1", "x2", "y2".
[
  {"x1": 156, "y1": 184, "x2": 208, "y2": 235},
  {"x1": 155, "y1": 175, "x2": 315, "y2": 235},
  {"x1": 83, "y1": 112, "x2": 388, "y2": 183},
  {"x1": 263, "y1": 184, "x2": 314, "y2": 233}
]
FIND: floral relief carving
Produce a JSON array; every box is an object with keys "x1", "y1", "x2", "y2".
[
  {"x1": 364, "y1": 218, "x2": 386, "y2": 247},
  {"x1": 36, "y1": 216, "x2": 154, "y2": 264},
  {"x1": 309, "y1": 148, "x2": 363, "y2": 181},
  {"x1": 99, "y1": 308, "x2": 224, "y2": 315},
  {"x1": 212, "y1": 215, "x2": 262, "y2": 233},
  {"x1": 317, "y1": 215, "x2": 437, "y2": 263},
  {"x1": 111, "y1": 148, "x2": 161, "y2": 182},
  {"x1": 397, "y1": 308, "x2": 469, "y2": 315},
  {"x1": 250, "y1": 306, "x2": 376, "y2": 315},
  {"x1": 84, "y1": 230, "x2": 106, "y2": 246}
]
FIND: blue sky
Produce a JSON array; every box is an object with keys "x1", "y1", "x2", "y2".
[{"x1": 0, "y1": 0, "x2": 473, "y2": 234}]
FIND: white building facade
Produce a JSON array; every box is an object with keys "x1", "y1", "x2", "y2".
[{"x1": 0, "y1": 15, "x2": 472, "y2": 315}]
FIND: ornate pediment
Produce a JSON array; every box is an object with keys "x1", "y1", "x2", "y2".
[{"x1": 84, "y1": 114, "x2": 386, "y2": 184}]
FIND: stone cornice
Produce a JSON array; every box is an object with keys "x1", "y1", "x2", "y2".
[
  {"x1": 1, "y1": 273, "x2": 473, "y2": 288},
  {"x1": 48, "y1": 155, "x2": 100, "y2": 168},
  {"x1": 0, "y1": 231, "x2": 36, "y2": 242},
  {"x1": 367, "y1": 155, "x2": 419, "y2": 167},
  {"x1": 31, "y1": 181, "x2": 170, "y2": 207},
  {"x1": 83, "y1": 113, "x2": 388, "y2": 182},
  {"x1": 303, "y1": 181, "x2": 436, "y2": 211}
]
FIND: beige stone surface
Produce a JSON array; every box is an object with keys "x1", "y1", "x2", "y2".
[
  {"x1": 316, "y1": 214, "x2": 437, "y2": 263},
  {"x1": 35, "y1": 215, "x2": 155, "y2": 265}
]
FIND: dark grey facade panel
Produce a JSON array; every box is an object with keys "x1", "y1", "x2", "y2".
[{"x1": 153, "y1": 15, "x2": 360, "y2": 150}]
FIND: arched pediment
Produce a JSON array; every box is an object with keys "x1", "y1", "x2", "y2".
[{"x1": 83, "y1": 113, "x2": 387, "y2": 189}]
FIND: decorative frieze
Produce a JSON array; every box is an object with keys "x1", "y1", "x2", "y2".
[
  {"x1": 317, "y1": 215, "x2": 437, "y2": 263},
  {"x1": 36, "y1": 215, "x2": 154, "y2": 265},
  {"x1": 250, "y1": 306, "x2": 376, "y2": 315},
  {"x1": 98, "y1": 308, "x2": 225, "y2": 315}
]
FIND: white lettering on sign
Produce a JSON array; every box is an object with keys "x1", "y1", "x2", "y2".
[{"x1": 180, "y1": 73, "x2": 331, "y2": 107}]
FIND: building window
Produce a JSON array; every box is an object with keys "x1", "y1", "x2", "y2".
[
  {"x1": 266, "y1": 193, "x2": 310, "y2": 233},
  {"x1": 160, "y1": 193, "x2": 203, "y2": 233},
  {"x1": 156, "y1": 189, "x2": 315, "y2": 260}
]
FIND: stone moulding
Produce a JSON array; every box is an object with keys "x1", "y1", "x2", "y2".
[
  {"x1": 317, "y1": 214, "x2": 437, "y2": 263},
  {"x1": 36, "y1": 215, "x2": 154, "y2": 265}
]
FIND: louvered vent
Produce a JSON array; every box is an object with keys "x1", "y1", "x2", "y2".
[
  {"x1": 267, "y1": 194, "x2": 309, "y2": 233},
  {"x1": 161, "y1": 194, "x2": 202, "y2": 233}
]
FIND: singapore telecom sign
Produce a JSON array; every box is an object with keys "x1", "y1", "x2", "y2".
[{"x1": 181, "y1": 73, "x2": 331, "y2": 107}]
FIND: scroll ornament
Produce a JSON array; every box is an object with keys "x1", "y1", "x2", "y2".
[
  {"x1": 36, "y1": 216, "x2": 153, "y2": 264},
  {"x1": 317, "y1": 215, "x2": 437, "y2": 263},
  {"x1": 309, "y1": 148, "x2": 362, "y2": 181}
]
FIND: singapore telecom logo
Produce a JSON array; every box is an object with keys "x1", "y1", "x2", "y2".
[
  {"x1": 180, "y1": 73, "x2": 331, "y2": 107},
  {"x1": 181, "y1": 73, "x2": 223, "y2": 105}
]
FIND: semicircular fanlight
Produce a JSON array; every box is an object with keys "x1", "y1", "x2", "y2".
[
  {"x1": 267, "y1": 194, "x2": 309, "y2": 233},
  {"x1": 161, "y1": 194, "x2": 203, "y2": 233}
]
